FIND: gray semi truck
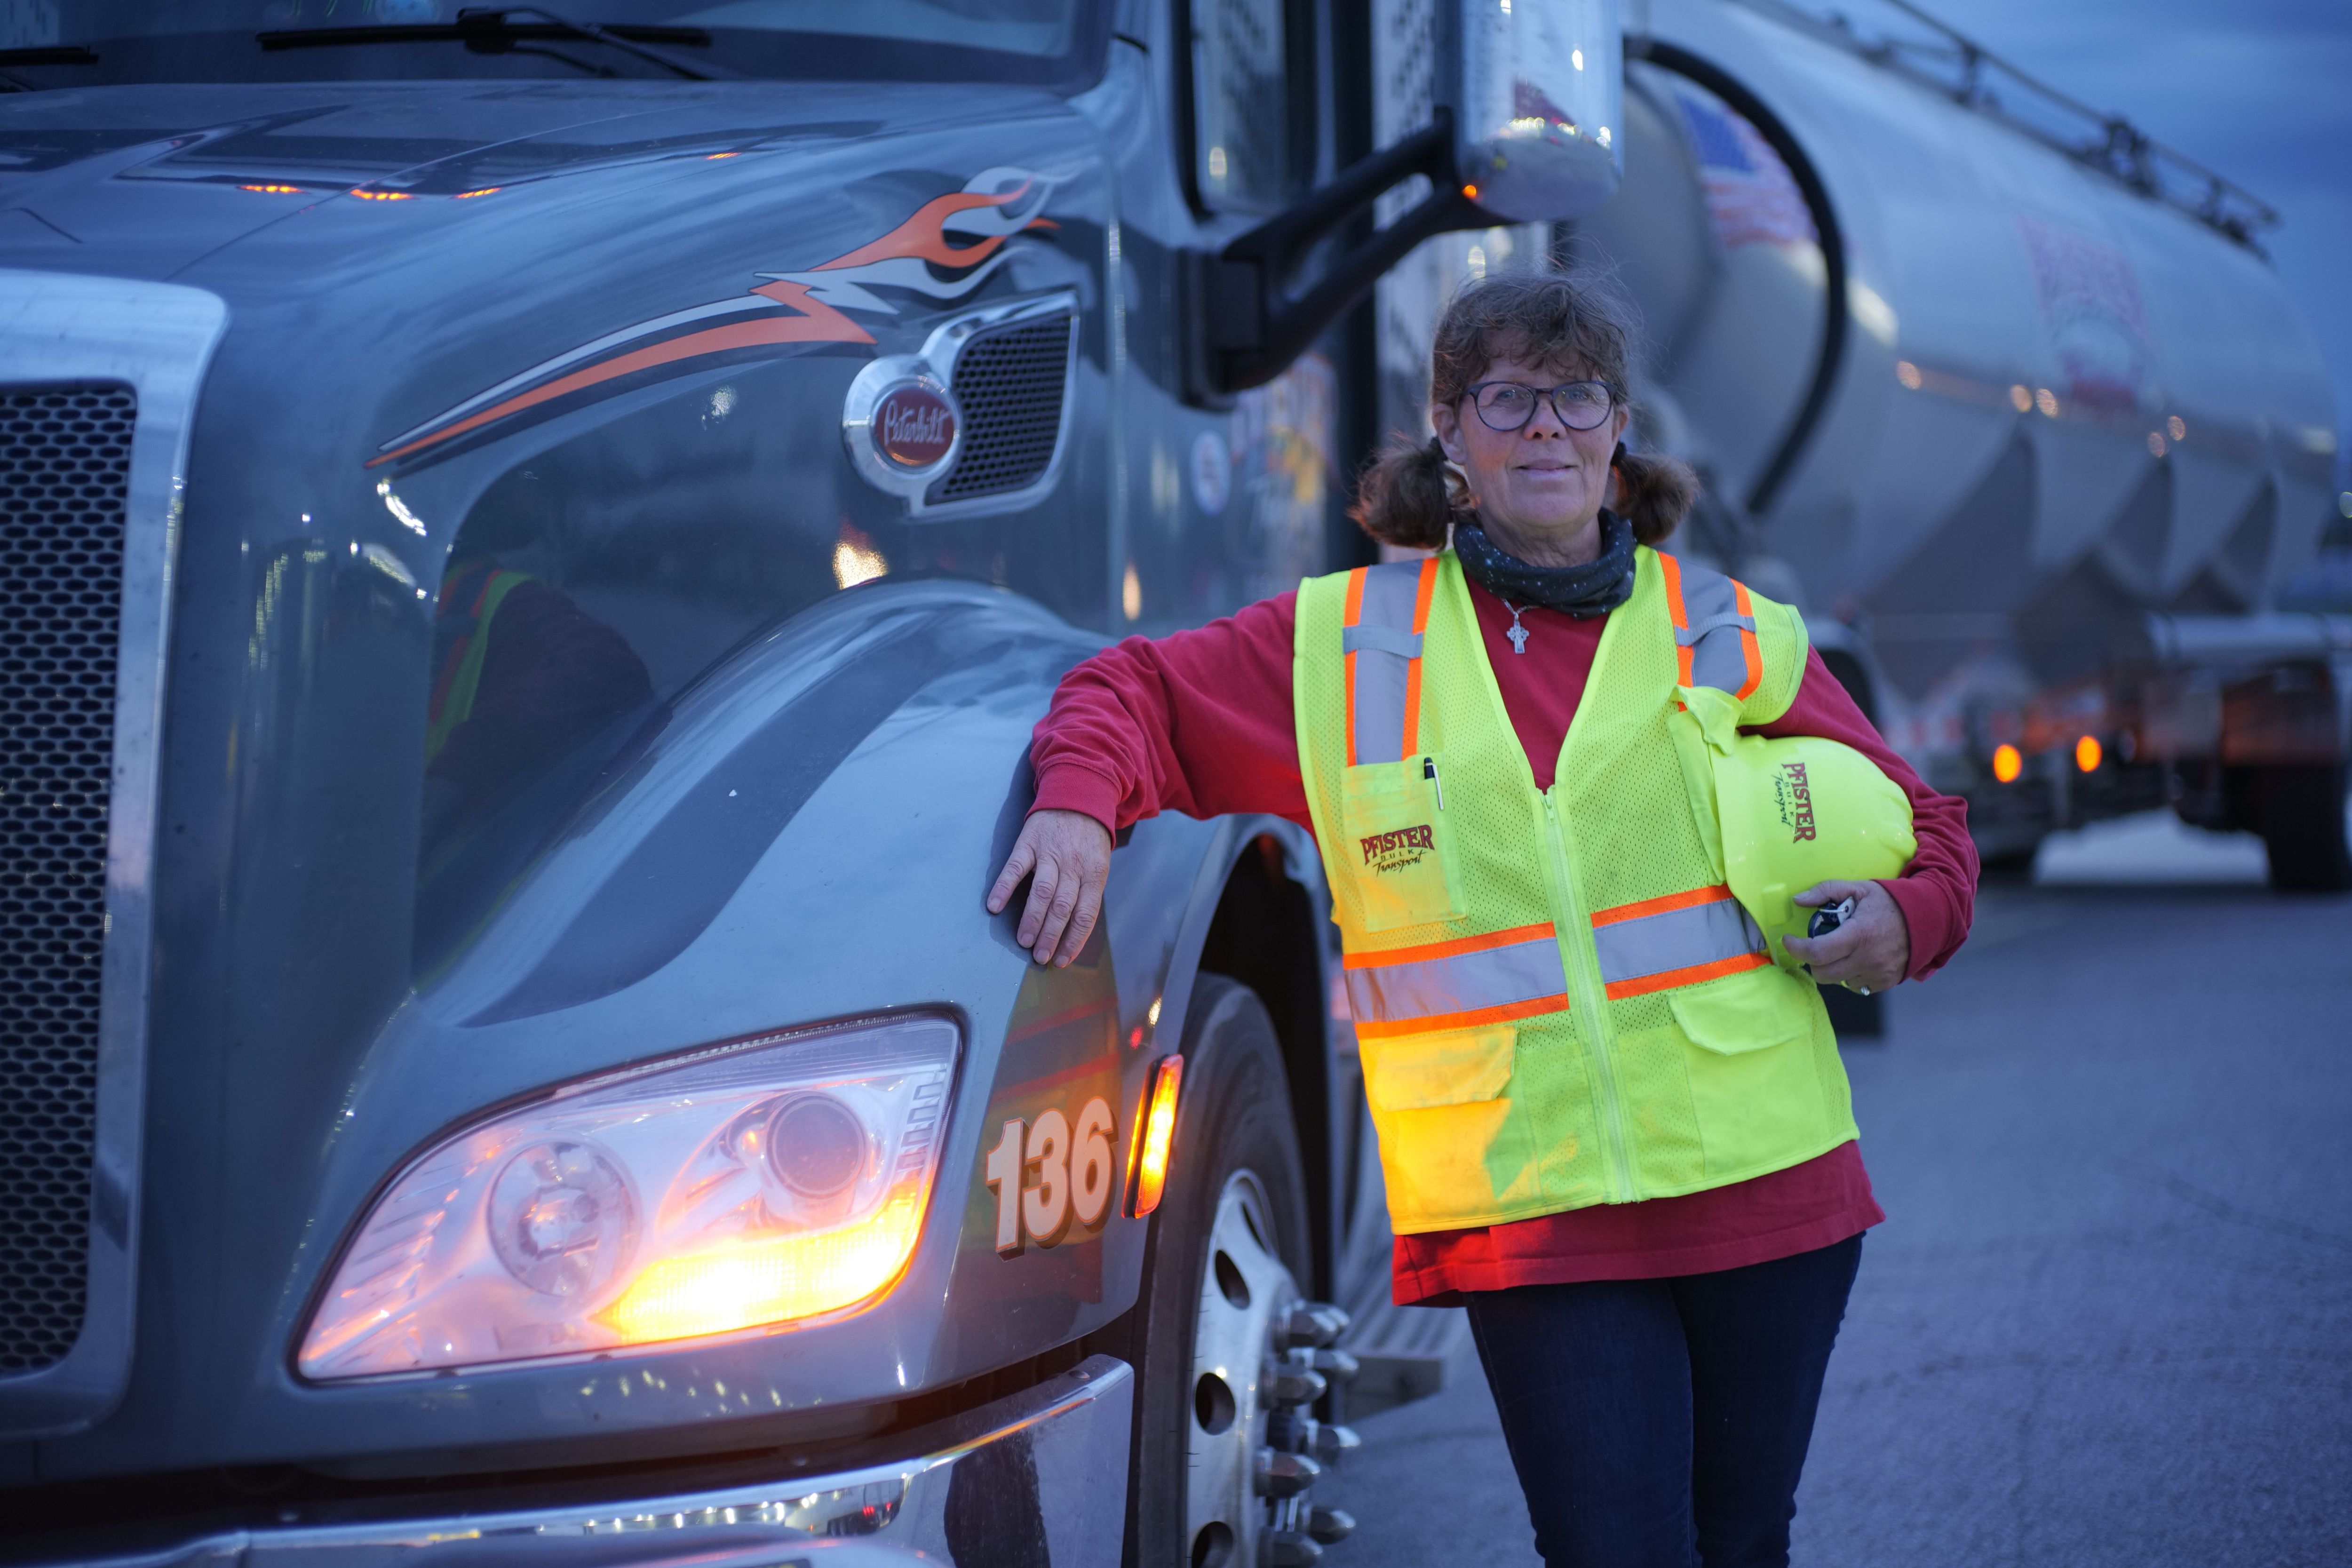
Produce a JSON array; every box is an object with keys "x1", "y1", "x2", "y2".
[{"x1": 0, "y1": 0, "x2": 2340, "y2": 1563}]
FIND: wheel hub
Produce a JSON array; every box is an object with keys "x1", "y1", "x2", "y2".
[{"x1": 1184, "y1": 1170, "x2": 1360, "y2": 1566}]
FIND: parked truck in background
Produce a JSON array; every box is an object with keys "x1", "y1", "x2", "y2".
[
  {"x1": 0, "y1": 0, "x2": 2338, "y2": 1563},
  {"x1": 1541, "y1": 0, "x2": 2346, "y2": 894}
]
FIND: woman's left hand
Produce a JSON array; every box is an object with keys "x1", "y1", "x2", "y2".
[{"x1": 1782, "y1": 880, "x2": 1911, "y2": 994}]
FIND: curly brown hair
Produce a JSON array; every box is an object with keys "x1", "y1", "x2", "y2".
[{"x1": 1349, "y1": 271, "x2": 1698, "y2": 550}]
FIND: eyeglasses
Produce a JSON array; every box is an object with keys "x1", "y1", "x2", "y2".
[{"x1": 1464, "y1": 380, "x2": 1618, "y2": 433}]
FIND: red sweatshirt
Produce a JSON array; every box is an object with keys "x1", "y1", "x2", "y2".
[{"x1": 1030, "y1": 575, "x2": 1976, "y2": 1303}]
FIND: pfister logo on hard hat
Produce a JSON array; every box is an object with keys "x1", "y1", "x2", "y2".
[
  {"x1": 876, "y1": 384, "x2": 958, "y2": 470},
  {"x1": 1771, "y1": 760, "x2": 1818, "y2": 842}
]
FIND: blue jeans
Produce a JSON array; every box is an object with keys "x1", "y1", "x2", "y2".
[{"x1": 1463, "y1": 1234, "x2": 1863, "y2": 1568}]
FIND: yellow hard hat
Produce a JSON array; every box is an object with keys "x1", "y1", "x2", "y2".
[{"x1": 1674, "y1": 686, "x2": 1917, "y2": 969}]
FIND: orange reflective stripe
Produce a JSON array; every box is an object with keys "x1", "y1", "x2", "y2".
[
  {"x1": 1411, "y1": 556, "x2": 1439, "y2": 631},
  {"x1": 1590, "y1": 885, "x2": 1735, "y2": 927},
  {"x1": 1401, "y1": 557, "x2": 1438, "y2": 753},
  {"x1": 1352, "y1": 991, "x2": 1570, "y2": 1041},
  {"x1": 1343, "y1": 921, "x2": 1557, "y2": 969},
  {"x1": 1659, "y1": 549, "x2": 1696, "y2": 686},
  {"x1": 1342, "y1": 567, "x2": 1366, "y2": 766},
  {"x1": 1604, "y1": 950, "x2": 1772, "y2": 1001},
  {"x1": 1400, "y1": 658, "x2": 1424, "y2": 762},
  {"x1": 1733, "y1": 579, "x2": 1762, "y2": 701}
]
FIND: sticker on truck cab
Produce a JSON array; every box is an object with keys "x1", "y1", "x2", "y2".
[{"x1": 985, "y1": 1098, "x2": 1115, "y2": 1255}]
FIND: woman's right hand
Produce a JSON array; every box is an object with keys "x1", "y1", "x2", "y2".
[{"x1": 987, "y1": 808, "x2": 1113, "y2": 967}]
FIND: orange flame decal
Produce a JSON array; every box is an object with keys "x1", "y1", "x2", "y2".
[{"x1": 370, "y1": 167, "x2": 1054, "y2": 469}]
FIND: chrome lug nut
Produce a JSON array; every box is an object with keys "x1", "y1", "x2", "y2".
[
  {"x1": 1276, "y1": 1303, "x2": 1350, "y2": 1350},
  {"x1": 1259, "y1": 1529, "x2": 1323, "y2": 1567},
  {"x1": 1254, "y1": 1446, "x2": 1323, "y2": 1497},
  {"x1": 1308, "y1": 1506, "x2": 1356, "y2": 1544},
  {"x1": 1261, "y1": 1360, "x2": 1328, "y2": 1407},
  {"x1": 1311, "y1": 1422, "x2": 1361, "y2": 1465},
  {"x1": 1308, "y1": 1347, "x2": 1359, "y2": 1383}
]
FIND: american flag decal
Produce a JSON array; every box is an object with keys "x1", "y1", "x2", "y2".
[{"x1": 1674, "y1": 87, "x2": 1818, "y2": 252}]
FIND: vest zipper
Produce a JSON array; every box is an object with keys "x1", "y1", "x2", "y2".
[{"x1": 1542, "y1": 789, "x2": 1637, "y2": 1203}]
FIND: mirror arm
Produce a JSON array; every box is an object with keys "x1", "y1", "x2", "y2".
[{"x1": 1185, "y1": 112, "x2": 1489, "y2": 402}]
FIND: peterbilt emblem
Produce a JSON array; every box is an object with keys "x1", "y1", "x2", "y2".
[
  {"x1": 842, "y1": 357, "x2": 962, "y2": 498},
  {"x1": 875, "y1": 383, "x2": 957, "y2": 469}
]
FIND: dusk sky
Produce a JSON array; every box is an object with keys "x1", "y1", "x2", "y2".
[{"x1": 1938, "y1": 0, "x2": 2352, "y2": 480}]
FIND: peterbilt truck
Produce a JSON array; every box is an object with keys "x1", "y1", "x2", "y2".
[{"x1": 0, "y1": 0, "x2": 2339, "y2": 1565}]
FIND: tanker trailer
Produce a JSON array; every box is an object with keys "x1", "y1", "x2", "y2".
[{"x1": 1560, "y1": 0, "x2": 2349, "y2": 889}]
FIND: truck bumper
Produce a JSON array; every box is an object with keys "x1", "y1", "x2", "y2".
[{"x1": 37, "y1": 1357, "x2": 1132, "y2": 1568}]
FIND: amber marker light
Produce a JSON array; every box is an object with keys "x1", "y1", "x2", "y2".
[
  {"x1": 239, "y1": 183, "x2": 304, "y2": 194},
  {"x1": 1462, "y1": 184, "x2": 1478, "y2": 200},
  {"x1": 2074, "y1": 734, "x2": 2102, "y2": 773},
  {"x1": 1991, "y1": 743, "x2": 2023, "y2": 784},
  {"x1": 1129, "y1": 1054, "x2": 1185, "y2": 1217}
]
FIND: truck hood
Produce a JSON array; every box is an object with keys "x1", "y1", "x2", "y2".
[{"x1": 0, "y1": 80, "x2": 1031, "y2": 282}]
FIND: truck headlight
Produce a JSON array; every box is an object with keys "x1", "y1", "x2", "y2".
[{"x1": 298, "y1": 1014, "x2": 958, "y2": 1380}]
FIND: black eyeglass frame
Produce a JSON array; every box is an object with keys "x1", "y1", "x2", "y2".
[{"x1": 1462, "y1": 379, "x2": 1621, "y2": 433}]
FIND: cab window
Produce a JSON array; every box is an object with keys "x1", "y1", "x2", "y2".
[{"x1": 1187, "y1": 0, "x2": 1311, "y2": 213}]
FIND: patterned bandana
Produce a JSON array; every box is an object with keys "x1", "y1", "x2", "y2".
[{"x1": 1452, "y1": 509, "x2": 1637, "y2": 620}]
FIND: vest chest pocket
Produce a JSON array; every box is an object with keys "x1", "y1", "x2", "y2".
[{"x1": 1339, "y1": 755, "x2": 1467, "y2": 932}]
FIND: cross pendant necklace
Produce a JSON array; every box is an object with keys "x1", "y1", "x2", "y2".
[{"x1": 1502, "y1": 597, "x2": 1532, "y2": 654}]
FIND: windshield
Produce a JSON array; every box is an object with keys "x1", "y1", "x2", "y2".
[{"x1": 1, "y1": 0, "x2": 1099, "y2": 88}]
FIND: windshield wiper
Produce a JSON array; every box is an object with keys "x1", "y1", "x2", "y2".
[{"x1": 259, "y1": 7, "x2": 734, "y2": 80}]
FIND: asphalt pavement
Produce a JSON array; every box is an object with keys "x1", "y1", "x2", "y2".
[{"x1": 1318, "y1": 810, "x2": 2352, "y2": 1567}]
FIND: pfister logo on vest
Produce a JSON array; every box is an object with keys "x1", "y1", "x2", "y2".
[
  {"x1": 875, "y1": 384, "x2": 958, "y2": 469},
  {"x1": 1360, "y1": 823, "x2": 1437, "y2": 873}
]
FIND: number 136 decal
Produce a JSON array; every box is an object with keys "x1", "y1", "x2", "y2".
[{"x1": 985, "y1": 1098, "x2": 1116, "y2": 1255}]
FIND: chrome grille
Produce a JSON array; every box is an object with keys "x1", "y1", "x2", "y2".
[
  {"x1": 0, "y1": 383, "x2": 132, "y2": 1375},
  {"x1": 930, "y1": 315, "x2": 1073, "y2": 504}
]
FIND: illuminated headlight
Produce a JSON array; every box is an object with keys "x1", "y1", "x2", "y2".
[{"x1": 299, "y1": 1015, "x2": 957, "y2": 1380}]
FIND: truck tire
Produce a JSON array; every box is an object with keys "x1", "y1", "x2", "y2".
[
  {"x1": 2241, "y1": 764, "x2": 2352, "y2": 892},
  {"x1": 1115, "y1": 976, "x2": 1351, "y2": 1568}
]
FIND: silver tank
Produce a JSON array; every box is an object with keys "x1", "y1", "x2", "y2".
[{"x1": 1568, "y1": 0, "x2": 2336, "y2": 701}]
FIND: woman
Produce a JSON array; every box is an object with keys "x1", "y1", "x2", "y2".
[{"x1": 987, "y1": 273, "x2": 1976, "y2": 1568}]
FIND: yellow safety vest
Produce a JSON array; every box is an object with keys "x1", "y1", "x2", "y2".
[
  {"x1": 425, "y1": 564, "x2": 532, "y2": 761},
  {"x1": 1294, "y1": 545, "x2": 1859, "y2": 1234}
]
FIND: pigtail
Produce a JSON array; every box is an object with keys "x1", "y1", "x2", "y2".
[
  {"x1": 1349, "y1": 434, "x2": 1467, "y2": 550},
  {"x1": 1611, "y1": 445, "x2": 1699, "y2": 546}
]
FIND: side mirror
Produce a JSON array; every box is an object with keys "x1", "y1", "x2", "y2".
[
  {"x1": 1446, "y1": 0, "x2": 1623, "y2": 223},
  {"x1": 1184, "y1": 0, "x2": 1622, "y2": 400}
]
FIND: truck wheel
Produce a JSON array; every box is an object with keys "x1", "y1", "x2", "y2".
[
  {"x1": 1121, "y1": 977, "x2": 1356, "y2": 1568},
  {"x1": 2246, "y1": 764, "x2": 2352, "y2": 891}
]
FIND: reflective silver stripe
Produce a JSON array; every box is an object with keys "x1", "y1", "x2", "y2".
[
  {"x1": 1349, "y1": 560, "x2": 1425, "y2": 765},
  {"x1": 1344, "y1": 934, "x2": 1567, "y2": 1029},
  {"x1": 1675, "y1": 609, "x2": 1756, "y2": 645},
  {"x1": 1590, "y1": 896, "x2": 1765, "y2": 989},
  {"x1": 1343, "y1": 622, "x2": 1423, "y2": 659},
  {"x1": 1674, "y1": 558, "x2": 1754, "y2": 695}
]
